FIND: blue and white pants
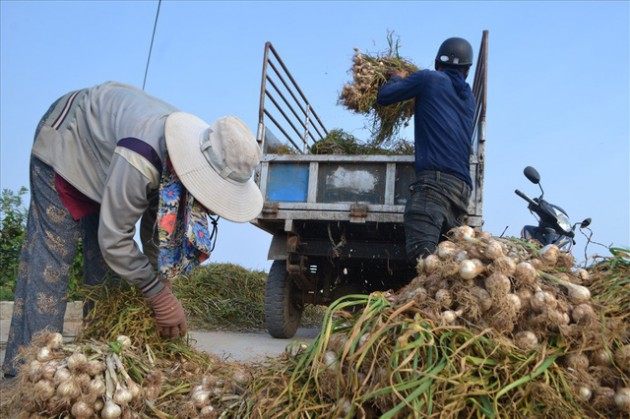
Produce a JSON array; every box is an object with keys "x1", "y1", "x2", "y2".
[{"x1": 1, "y1": 157, "x2": 110, "y2": 377}]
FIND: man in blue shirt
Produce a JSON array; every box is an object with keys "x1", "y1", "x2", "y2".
[{"x1": 377, "y1": 37, "x2": 476, "y2": 265}]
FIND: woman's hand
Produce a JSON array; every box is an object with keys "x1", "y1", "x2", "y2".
[{"x1": 146, "y1": 286, "x2": 187, "y2": 338}]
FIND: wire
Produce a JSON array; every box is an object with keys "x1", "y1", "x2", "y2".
[{"x1": 142, "y1": 0, "x2": 162, "y2": 90}]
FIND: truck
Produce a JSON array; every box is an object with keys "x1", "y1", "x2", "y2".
[{"x1": 253, "y1": 31, "x2": 489, "y2": 338}]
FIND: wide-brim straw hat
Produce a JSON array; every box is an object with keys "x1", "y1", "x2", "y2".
[{"x1": 165, "y1": 112, "x2": 263, "y2": 223}]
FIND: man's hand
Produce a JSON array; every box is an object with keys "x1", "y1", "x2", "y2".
[
  {"x1": 391, "y1": 70, "x2": 409, "y2": 79},
  {"x1": 146, "y1": 286, "x2": 187, "y2": 338},
  {"x1": 385, "y1": 69, "x2": 409, "y2": 80}
]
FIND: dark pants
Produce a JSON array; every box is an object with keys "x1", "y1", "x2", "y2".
[{"x1": 404, "y1": 171, "x2": 471, "y2": 264}]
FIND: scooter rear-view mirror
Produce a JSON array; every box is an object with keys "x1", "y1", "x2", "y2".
[{"x1": 524, "y1": 166, "x2": 541, "y2": 184}]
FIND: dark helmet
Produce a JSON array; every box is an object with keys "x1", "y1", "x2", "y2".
[{"x1": 435, "y1": 37, "x2": 473, "y2": 67}]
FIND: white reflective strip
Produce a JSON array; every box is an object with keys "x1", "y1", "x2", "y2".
[
  {"x1": 51, "y1": 90, "x2": 80, "y2": 129},
  {"x1": 114, "y1": 147, "x2": 160, "y2": 188}
]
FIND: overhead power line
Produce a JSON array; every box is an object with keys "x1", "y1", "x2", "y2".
[{"x1": 143, "y1": 0, "x2": 162, "y2": 90}]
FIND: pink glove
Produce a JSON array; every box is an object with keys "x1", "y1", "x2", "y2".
[{"x1": 146, "y1": 286, "x2": 187, "y2": 338}]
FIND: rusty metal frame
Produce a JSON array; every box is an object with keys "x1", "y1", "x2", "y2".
[
  {"x1": 472, "y1": 30, "x2": 488, "y2": 150},
  {"x1": 257, "y1": 42, "x2": 328, "y2": 153},
  {"x1": 470, "y1": 30, "x2": 489, "y2": 228}
]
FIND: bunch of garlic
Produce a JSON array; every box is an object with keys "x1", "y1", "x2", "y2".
[{"x1": 14, "y1": 333, "x2": 144, "y2": 419}]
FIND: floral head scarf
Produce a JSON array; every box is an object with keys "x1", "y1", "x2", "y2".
[{"x1": 157, "y1": 158, "x2": 217, "y2": 280}]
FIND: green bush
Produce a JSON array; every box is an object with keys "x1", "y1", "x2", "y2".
[
  {"x1": 0, "y1": 187, "x2": 83, "y2": 301},
  {"x1": 0, "y1": 187, "x2": 28, "y2": 300}
]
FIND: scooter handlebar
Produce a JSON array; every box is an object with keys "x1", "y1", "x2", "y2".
[{"x1": 514, "y1": 189, "x2": 537, "y2": 206}]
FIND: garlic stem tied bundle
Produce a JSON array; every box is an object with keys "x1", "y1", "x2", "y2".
[{"x1": 103, "y1": 356, "x2": 123, "y2": 417}]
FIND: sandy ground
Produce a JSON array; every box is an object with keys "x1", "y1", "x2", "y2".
[{"x1": 0, "y1": 301, "x2": 320, "y2": 374}]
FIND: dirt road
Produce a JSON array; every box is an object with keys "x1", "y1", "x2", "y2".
[
  {"x1": 189, "y1": 327, "x2": 320, "y2": 363},
  {"x1": 0, "y1": 302, "x2": 320, "y2": 370}
]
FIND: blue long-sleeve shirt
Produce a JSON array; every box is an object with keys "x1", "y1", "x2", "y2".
[{"x1": 377, "y1": 69, "x2": 475, "y2": 187}]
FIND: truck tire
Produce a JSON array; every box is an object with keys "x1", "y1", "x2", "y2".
[{"x1": 264, "y1": 260, "x2": 303, "y2": 338}]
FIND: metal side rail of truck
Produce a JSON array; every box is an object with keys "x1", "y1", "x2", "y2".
[{"x1": 254, "y1": 31, "x2": 489, "y2": 338}]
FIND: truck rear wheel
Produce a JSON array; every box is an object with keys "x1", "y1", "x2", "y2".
[{"x1": 265, "y1": 260, "x2": 303, "y2": 338}]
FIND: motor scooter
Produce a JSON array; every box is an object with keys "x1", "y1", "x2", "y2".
[{"x1": 515, "y1": 166, "x2": 591, "y2": 252}]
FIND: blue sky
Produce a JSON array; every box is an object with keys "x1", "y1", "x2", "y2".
[{"x1": 1, "y1": 1, "x2": 628, "y2": 271}]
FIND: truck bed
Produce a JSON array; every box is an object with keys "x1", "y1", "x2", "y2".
[
  {"x1": 254, "y1": 153, "x2": 482, "y2": 233},
  {"x1": 255, "y1": 154, "x2": 415, "y2": 231}
]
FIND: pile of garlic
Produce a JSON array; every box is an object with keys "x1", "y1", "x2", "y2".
[
  {"x1": 10, "y1": 333, "x2": 149, "y2": 419},
  {"x1": 394, "y1": 226, "x2": 629, "y2": 412},
  {"x1": 396, "y1": 226, "x2": 593, "y2": 338}
]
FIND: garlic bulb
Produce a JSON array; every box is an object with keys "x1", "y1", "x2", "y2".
[
  {"x1": 589, "y1": 348, "x2": 612, "y2": 367},
  {"x1": 514, "y1": 331, "x2": 538, "y2": 350},
  {"x1": 33, "y1": 379, "x2": 55, "y2": 401},
  {"x1": 56, "y1": 378, "x2": 81, "y2": 400},
  {"x1": 45, "y1": 332, "x2": 64, "y2": 350},
  {"x1": 116, "y1": 335, "x2": 132, "y2": 350},
  {"x1": 67, "y1": 352, "x2": 87, "y2": 373},
  {"x1": 459, "y1": 259, "x2": 484, "y2": 280},
  {"x1": 485, "y1": 273, "x2": 511, "y2": 296},
  {"x1": 615, "y1": 388, "x2": 630, "y2": 410},
  {"x1": 540, "y1": 244, "x2": 559, "y2": 265},
  {"x1": 484, "y1": 240, "x2": 504, "y2": 260},
  {"x1": 470, "y1": 286, "x2": 492, "y2": 312},
  {"x1": 514, "y1": 261, "x2": 537, "y2": 286},
  {"x1": 71, "y1": 400, "x2": 95, "y2": 418},
  {"x1": 200, "y1": 404, "x2": 216, "y2": 417},
  {"x1": 440, "y1": 309, "x2": 464, "y2": 324},
  {"x1": 54, "y1": 367, "x2": 72, "y2": 385},
  {"x1": 88, "y1": 376, "x2": 107, "y2": 397},
  {"x1": 113, "y1": 384, "x2": 132, "y2": 405},
  {"x1": 435, "y1": 289, "x2": 453, "y2": 309},
  {"x1": 566, "y1": 283, "x2": 591, "y2": 304},
  {"x1": 452, "y1": 225, "x2": 475, "y2": 241},
  {"x1": 490, "y1": 256, "x2": 516, "y2": 276},
  {"x1": 577, "y1": 386, "x2": 592, "y2": 402},
  {"x1": 323, "y1": 351, "x2": 338, "y2": 371},
  {"x1": 423, "y1": 254, "x2": 440, "y2": 274},
  {"x1": 571, "y1": 304, "x2": 594, "y2": 323},
  {"x1": 37, "y1": 346, "x2": 52, "y2": 362},
  {"x1": 191, "y1": 389, "x2": 211, "y2": 409},
  {"x1": 101, "y1": 400, "x2": 122, "y2": 419},
  {"x1": 565, "y1": 353, "x2": 589, "y2": 371},
  {"x1": 437, "y1": 241, "x2": 459, "y2": 259}
]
